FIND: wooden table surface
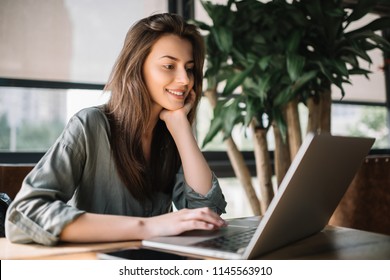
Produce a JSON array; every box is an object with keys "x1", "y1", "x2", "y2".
[{"x1": 1, "y1": 226, "x2": 389, "y2": 260}]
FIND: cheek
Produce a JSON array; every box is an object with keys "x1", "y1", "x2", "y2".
[
  {"x1": 144, "y1": 68, "x2": 167, "y2": 95},
  {"x1": 189, "y1": 76, "x2": 195, "y2": 88},
  {"x1": 149, "y1": 68, "x2": 172, "y2": 87},
  {"x1": 188, "y1": 77, "x2": 195, "y2": 92}
]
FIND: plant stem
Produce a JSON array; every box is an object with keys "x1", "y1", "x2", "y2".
[{"x1": 252, "y1": 122, "x2": 274, "y2": 214}]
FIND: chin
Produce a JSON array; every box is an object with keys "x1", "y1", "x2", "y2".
[{"x1": 166, "y1": 103, "x2": 185, "y2": 111}]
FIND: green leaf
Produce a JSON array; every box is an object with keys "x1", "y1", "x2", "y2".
[
  {"x1": 244, "y1": 97, "x2": 258, "y2": 127},
  {"x1": 222, "y1": 64, "x2": 254, "y2": 96},
  {"x1": 273, "y1": 87, "x2": 293, "y2": 107},
  {"x1": 258, "y1": 56, "x2": 272, "y2": 71},
  {"x1": 204, "y1": 56, "x2": 221, "y2": 78},
  {"x1": 201, "y1": 97, "x2": 238, "y2": 147},
  {"x1": 201, "y1": 114, "x2": 223, "y2": 148},
  {"x1": 365, "y1": 33, "x2": 390, "y2": 50},
  {"x1": 347, "y1": 30, "x2": 390, "y2": 51},
  {"x1": 231, "y1": 48, "x2": 246, "y2": 65},
  {"x1": 253, "y1": 34, "x2": 266, "y2": 45},
  {"x1": 286, "y1": 30, "x2": 302, "y2": 53},
  {"x1": 200, "y1": 0, "x2": 214, "y2": 17},
  {"x1": 257, "y1": 74, "x2": 272, "y2": 102},
  {"x1": 211, "y1": 26, "x2": 233, "y2": 53},
  {"x1": 348, "y1": 68, "x2": 372, "y2": 76},
  {"x1": 333, "y1": 60, "x2": 349, "y2": 77},
  {"x1": 302, "y1": 0, "x2": 324, "y2": 25},
  {"x1": 347, "y1": 17, "x2": 390, "y2": 35},
  {"x1": 340, "y1": 54, "x2": 359, "y2": 68},
  {"x1": 201, "y1": 0, "x2": 232, "y2": 25},
  {"x1": 222, "y1": 99, "x2": 242, "y2": 137},
  {"x1": 287, "y1": 54, "x2": 305, "y2": 81},
  {"x1": 338, "y1": 46, "x2": 372, "y2": 63},
  {"x1": 320, "y1": 2, "x2": 344, "y2": 43},
  {"x1": 188, "y1": 19, "x2": 211, "y2": 31},
  {"x1": 357, "y1": 40, "x2": 383, "y2": 52},
  {"x1": 346, "y1": 0, "x2": 378, "y2": 24},
  {"x1": 246, "y1": 53, "x2": 259, "y2": 64},
  {"x1": 291, "y1": 70, "x2": 318, "y2": 93}
]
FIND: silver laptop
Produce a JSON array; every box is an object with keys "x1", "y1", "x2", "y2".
[{"x1": 142, "y1": 132, "x2": 374, "y2": 259}]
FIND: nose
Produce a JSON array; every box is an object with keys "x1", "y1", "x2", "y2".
[{"x1": 175, "y1": 67, "x2": 190, "y2": 85}]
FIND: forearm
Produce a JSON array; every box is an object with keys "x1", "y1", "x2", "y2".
[
  {"x1": 60, "y1": 209, "x2": 226, "y2": 243},
  {"x1": 59, "y1": 213, "x2": 150, "y2": 243},
  {"x1": 170, "y1": 122, "x2": 212, "y2": 196}
]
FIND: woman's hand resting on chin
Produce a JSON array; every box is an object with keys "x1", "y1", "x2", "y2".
[{"x1": 159, "y1": 89, "x2": 196, "y2": 131}]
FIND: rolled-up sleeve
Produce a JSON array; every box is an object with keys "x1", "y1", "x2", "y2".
[
  {"x1": 5, "y1": 117, "x2": 87, "y2": 246},
  {"x1": 172, "y1": 169, "x2": 227, "y2": 215}
]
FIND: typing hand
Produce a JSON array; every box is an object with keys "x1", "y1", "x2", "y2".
[{"x1": 143, "y1": 207, "x2": 227, "y2": 238}]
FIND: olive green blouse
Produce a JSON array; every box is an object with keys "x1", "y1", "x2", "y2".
[{"x1": 5, "y1": 107, "x2": 227, "y2": 246}]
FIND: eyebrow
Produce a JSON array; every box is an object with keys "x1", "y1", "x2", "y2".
[{"x1": 159, "y1": 55, "x2": 194, "y2": 64}]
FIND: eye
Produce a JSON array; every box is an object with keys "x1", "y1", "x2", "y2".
[
  {"x1": 186, "y1": 67, "x2": 194, "y2": 74},
  {"x1": 163, "y1": 64, "x2": 174, "y2": 70}
]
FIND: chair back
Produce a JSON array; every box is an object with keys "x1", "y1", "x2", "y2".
[
  {"x1": 330, "y1": 155, "x2": 390, "y2": 236},
  {"x1": 0, "y1": 164, "x2": 34, "y2": 200}
]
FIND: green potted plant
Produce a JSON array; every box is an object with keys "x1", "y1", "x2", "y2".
[{"x1": 194, "y1": 0, "x2": 390, "y2": 214}]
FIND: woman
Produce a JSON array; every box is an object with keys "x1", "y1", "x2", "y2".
[{"x1": 5, "y1": 13, "x2": 227, "y2": 246}]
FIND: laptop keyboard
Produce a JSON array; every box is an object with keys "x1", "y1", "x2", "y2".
[{"x1": 193, "y1": 227, "x2": 257, "y2": 253}]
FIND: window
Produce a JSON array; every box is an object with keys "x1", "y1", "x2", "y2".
[
  {"x1": 0, "y1": 0, "x2": 168, "y2": 153},
  {"x1": 332, "y1": 104, "x2": 389, "y2": 149},
  {"x1": 0, "y1": 0, "x2": 167, "y2": 83},
  {"x1": 0, "y1": 87, "x2": 109, "y2": 152}
]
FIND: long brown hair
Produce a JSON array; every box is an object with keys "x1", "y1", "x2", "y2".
[{"x1": 104, "y1": 13, "x2": 205, "y2": 201}]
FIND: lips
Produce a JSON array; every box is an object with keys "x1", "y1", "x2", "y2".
[{"x1": 165, "y1": 88, "x2": 185, "y2": 97}]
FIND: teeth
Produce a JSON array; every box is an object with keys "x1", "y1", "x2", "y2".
[{"x1": 166, "y1": 89, "x2": 184, "y2": 96}]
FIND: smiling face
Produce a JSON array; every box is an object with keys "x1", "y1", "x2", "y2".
[{"x1": 143, "y1": 34, "x2": 195, "y2": 114}]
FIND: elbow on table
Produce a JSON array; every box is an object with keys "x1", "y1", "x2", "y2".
[{"x1": 5, "y1": 212, "x2": 59, "y2": 246}]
